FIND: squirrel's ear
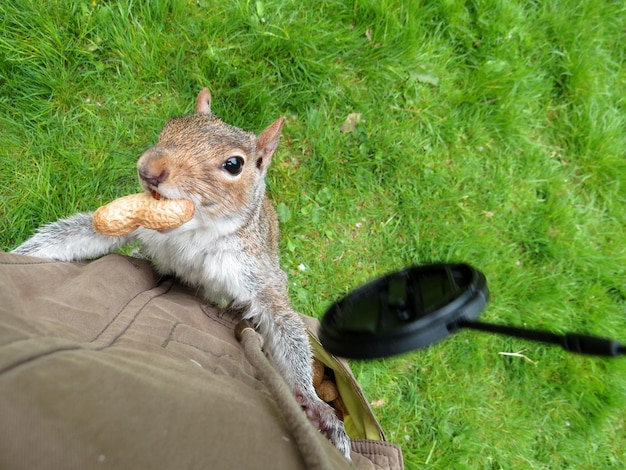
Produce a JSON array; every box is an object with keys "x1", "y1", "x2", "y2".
[
  {"x1": 256, "y1": 117, "x2": 286, "y2": 171},
  {"x1": 195, "y1": 88, "x2": 212, "y2": 114}
]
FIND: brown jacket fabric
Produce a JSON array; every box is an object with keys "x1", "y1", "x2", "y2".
[{"x1": 0, "y1": 252, "x2": 403, "y2": 470}]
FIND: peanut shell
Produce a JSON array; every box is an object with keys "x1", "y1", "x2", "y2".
[
  {"x1": 312, "y1": 358, "x2": 325, "y2": 388},
  {"x1": 316, "y1": 379, "x2": 339, "y2": 403},
  {"x1": 332, "y1": 395, "x2": 349, "y2": 419},
  {"x1": 93, "y1": 193, "x2": 195, "y2": 236}
]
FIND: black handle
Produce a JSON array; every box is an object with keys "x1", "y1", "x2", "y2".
[{"x1": 456, "y1": 320, "x2": 625, "y2": 357}]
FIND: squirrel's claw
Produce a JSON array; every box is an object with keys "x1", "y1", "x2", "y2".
[{"x1": 296, "y1": 391, "x2": 352, "y2": 460}]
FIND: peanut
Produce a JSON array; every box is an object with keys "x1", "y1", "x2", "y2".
[
  {"x1": 93, "y1": 193, "x2": 195, "y2": 236},
  {"x1": 312, "y1": 358, "x2": 325, "y2": 388},
  {"x1": 316, "y1": 379, "x2": 339, "y2": 403},
  {"x1": 332, "y1": 396, "x2": 349, "y2": 420}
]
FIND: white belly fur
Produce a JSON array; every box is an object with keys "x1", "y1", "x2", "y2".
[{"x1": 137, "y1": 226, "x2": 253, "y2": 306}]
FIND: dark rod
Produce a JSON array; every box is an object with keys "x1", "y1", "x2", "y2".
[{"x1": 455, "y1": 320, "x2": 625, "y2": 357}]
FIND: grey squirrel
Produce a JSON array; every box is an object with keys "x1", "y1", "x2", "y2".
[{"x1": 12, "y1": 88, "x2": 351, "y2": 459}]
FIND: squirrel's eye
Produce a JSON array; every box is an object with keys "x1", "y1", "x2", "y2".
[{"x1": 222, "y1": 156, "x2": 244, "y2": 175}]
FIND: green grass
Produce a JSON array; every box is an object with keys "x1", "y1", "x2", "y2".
[{"x1": 1, "y1": 0, "x2": 625, "y2": 467}]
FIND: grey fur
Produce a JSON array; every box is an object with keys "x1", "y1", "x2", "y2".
[{"x1": 12, "y1": 89, "x2": 350, "y2": 459}]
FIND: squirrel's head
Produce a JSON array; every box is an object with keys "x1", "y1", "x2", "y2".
[{"x1": 137, "y1": 88, "x2": 285, "y2": 223}]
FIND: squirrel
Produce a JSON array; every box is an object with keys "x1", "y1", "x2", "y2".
[{"x1": 12, "y1": 88, "x2": 351, "y2": 459}]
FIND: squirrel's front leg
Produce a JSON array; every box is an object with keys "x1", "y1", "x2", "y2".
[
  {"x1": 12, "y1": 212, "x2": 134, "y2": 261},
  {"x1": 246, "y1": 283, "x2": 351, "y2": 460}
]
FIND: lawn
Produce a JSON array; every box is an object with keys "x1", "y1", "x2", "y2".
[{"x1": 1, "y1": 0, "x2": 625, "y2": 468}]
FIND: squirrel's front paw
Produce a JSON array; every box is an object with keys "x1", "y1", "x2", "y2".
[
  {"x1": 11, "y1": 233, "x2": 64, "y2": 260},
  {"x1": 296, "y1": 391, "x2": 351, "y2": 460}
]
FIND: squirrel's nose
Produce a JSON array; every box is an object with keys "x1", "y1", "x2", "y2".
[{"x1": 139, "y1": 169, "x2": 169, "y2": 188}]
